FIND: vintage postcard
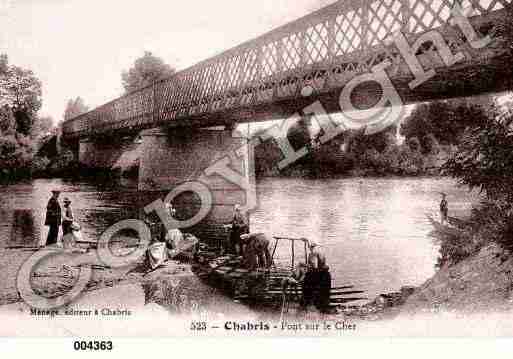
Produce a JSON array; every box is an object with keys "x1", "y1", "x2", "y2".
[{"x1": 1, "y1": 0, "x2": 513, "y2": 343}]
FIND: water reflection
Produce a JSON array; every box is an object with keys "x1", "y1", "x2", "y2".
[
  {"x1": 251, "y1": 177, "x2": 480, "y2": 300},
  {"x1": 0, "y1": 176, "x2": 480, "y2": 301}
]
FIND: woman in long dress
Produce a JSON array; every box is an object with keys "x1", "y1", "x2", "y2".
[{"x1": 62, "y1": 197, "x2": 76, "y2": 249}]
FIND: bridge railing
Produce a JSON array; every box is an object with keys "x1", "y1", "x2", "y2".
[{"x1": 62, "y1": 0, "x2": 511, "y2": 138}]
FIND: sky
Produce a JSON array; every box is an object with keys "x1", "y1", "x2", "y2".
[{"x1": 0, "y1": 0, "x2": 336, "y2": 123}]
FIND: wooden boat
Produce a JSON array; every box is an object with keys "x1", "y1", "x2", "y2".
[{"x1": 194, "y1": 236, "x2": 366, "y2": 310}]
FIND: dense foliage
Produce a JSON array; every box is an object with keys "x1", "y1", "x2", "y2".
[
  {"x1": 121, "y1": 52, "x2": 175, "y2": 93},
  {"x1": 254, "y1": 100, "x2": 469, "y2": 178},
  {"x1": 0, "y1": 54, "x2": 50, "y2": 180},
  {"x1": 442, "y1": 103, "x2": 513, "y2": 252},
  {"x1": 64, "y1": 97, "x2": 89, "y2": 121}
]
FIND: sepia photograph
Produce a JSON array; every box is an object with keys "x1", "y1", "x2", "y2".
[{"x1": 0, "y1": 0, "x2": 513, "y2": 342}]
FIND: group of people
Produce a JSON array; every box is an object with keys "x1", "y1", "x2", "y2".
[
  {"x1": 227, "y1": 205, "x2": 332, "y2": 313},
  {"x1": 144, "y1": 203, "x2": 199, "y2": 270},
  {"x1": 225, "y1": 205, "x2": 272, "y2": 271},
  {"x1": 44, "y1": 190, "x2": 78, "y2": 247},
  {"x1": 280, "y1": 241, "x2": 332, "y2": 313}
]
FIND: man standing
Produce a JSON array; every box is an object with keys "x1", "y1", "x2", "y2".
[
  {"x1": 44, "y1": 190, "x2": 62, "y2": 246},
  {"x1": 303, "y1": 241, "x2": 332, "y2": 313},
  {"x1": 229, "y1": 205, "x2": 249, "y2": 256}
]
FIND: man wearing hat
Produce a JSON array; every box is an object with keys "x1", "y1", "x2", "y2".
[
  {"x1": 228, "y1": 205, "x2": 249, "y2": 256},
  {"x1": 302, "y1": 240, "x2": 332, "y2": 313},
  {"x1": 44, "y1": 190, "x2": 62, "y2": 246}
]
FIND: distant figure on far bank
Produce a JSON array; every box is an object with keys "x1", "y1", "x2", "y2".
[
  {"x1": 440, "y1": 192, "x2": 449, "y2": 225},
  {"x1": 44, "y1": 190, "x2": 62, "y2": 247}
]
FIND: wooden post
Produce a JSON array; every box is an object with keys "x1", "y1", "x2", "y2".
[
  {"x1": 291, "y1": 239, "x2": 295, "y2": 269},
  {"x1": 271, "y1": 238, "x2": 279, "y2": 263},
  {"x1": 152, "y1": 81, "x2": 157, "y2": 124}
]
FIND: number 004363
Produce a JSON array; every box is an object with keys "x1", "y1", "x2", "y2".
[{"x1": 73, "y1": 341, "x2": 113, "y2": 351}]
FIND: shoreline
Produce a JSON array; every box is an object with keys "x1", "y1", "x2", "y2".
[
  {"x1": 0, "y1": 197, "x2": 503, "y2": 322},
  {"x1": 2, "y1": 240, "x2": 511, "y2": 322}
]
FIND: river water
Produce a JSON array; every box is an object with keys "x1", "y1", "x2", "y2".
[{"x1": 0, "y1": 176, "x2": 480, "y2": 301}]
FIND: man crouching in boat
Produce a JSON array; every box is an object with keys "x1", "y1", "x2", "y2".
[
  {"x1": 303, "y1": 241, "x2": 332, "y2": 313},
  {"x1": 240, "y1": 233, "x2": 272, "y2": 271}
]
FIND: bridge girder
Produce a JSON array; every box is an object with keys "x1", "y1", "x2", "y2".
[{"x1": 62, "y1": 0, "x2": 513, "y2": 140}]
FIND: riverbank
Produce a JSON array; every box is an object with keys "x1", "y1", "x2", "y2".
[
  {"x1": 0, "y1": 240, "x2": 414, "y2": 322},
  {"x1": 366, "y1": 216, "x2": 513, "y2": 320},
  {"x1": 0, "y1": 239, "x2": 256, "y2": 319},
  {"x1": 0, "y1": 237, "x2": 144, "y2": 306},
  {"x1": 402, "y1": 243, "x2": 513, "y2": 314},
  {"x1": 2, "y1": 232, "x2": 512, "y2": 325},
  {"x1": 0, "y1": 176, "x2": 497, "y2": 322}
]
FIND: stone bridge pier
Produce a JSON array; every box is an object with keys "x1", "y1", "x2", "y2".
[
  {"x1": 78, "y1": 135, "x2": 140, "y2": 171},
  {"x1": 138, "y1": 126, "x2": 255, "y2": 244}
]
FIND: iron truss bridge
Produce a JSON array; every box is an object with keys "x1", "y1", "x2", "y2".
[{"x1": 62, "y1": 0, "x2": 513, "y2": 139}]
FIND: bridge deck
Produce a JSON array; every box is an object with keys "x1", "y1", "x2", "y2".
[{"x1": 62, "y1": 0, "x2": 513, "y2": 139}]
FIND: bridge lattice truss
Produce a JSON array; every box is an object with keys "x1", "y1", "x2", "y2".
[{"x1": 62, "y1": 0, "x2": 511, "y2": 138}]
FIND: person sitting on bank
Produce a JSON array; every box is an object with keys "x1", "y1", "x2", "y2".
[
  {"x1": 302, "y1": 241, "x2": 332, "y2": 313},
  {"x1": 440, "y1": 192, "x2": 449, "y2": 225},
  {"x1": 165, "y1": 228, "x2": 183, "y2": 258},
  {"x1": 229, "y1": 205, "x2": 249, "y2": 256},
  {"x1": 240, "y1": 233, "x2": 272, "y2": 271},
  {"x1": 44, "y1": 190, "x2": 62, "y2": 247},
  {"x1": 146, "y1": 228, "x2": 183, "y2": 270}
]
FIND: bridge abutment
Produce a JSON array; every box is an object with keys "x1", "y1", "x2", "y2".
[{"x1": 139, "y1": 126, "x2": 254, "y2": 244}]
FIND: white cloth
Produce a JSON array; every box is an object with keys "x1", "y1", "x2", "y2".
[
  {"x1": 147, "y1": 242, "x2": 168, "y2": 269},
  {"x1": 165, "y1": 229, "x2": 184, "y2": 258}
]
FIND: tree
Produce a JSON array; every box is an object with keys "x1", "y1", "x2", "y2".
[
  {"x1": 0, "y1": 54, "x2": 7, "y2": 74},
  {"x1": 0, "y1": 105, "x2": 15, "y2": 134},
  {"x1": 0, "y1": 55, "x2": 44, "y2": 178},
  {"x1": 490, "y1": 8, "x2": 513, "y2": 55},
  {"x1": 121, "y1": 52, "x2": 175, "y2": 93},
  {"x1": 63, "y1": 97, "x2": 89, "y2": 121},
  {"x1": 443, "y1": 105, "x2": 513, "y2": 203},
  {"x1": 0, "y1": 55, "x2": 43, "y2": 136},
  {"x1": 423, "y1": 133, "x2": 440, "y2": 155},
  {"x1": 32, "y1": 115, "x2": 55, "y2": 137},
  {"x1": 400, "y1": 100, "x2": 491, "y2": 151},
  {"x1": 346, "y1": 125, "x2": 398, "y2": 156},
  {"x1": 442, "y1": 104, "x2": 513, "y2": 247}
]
